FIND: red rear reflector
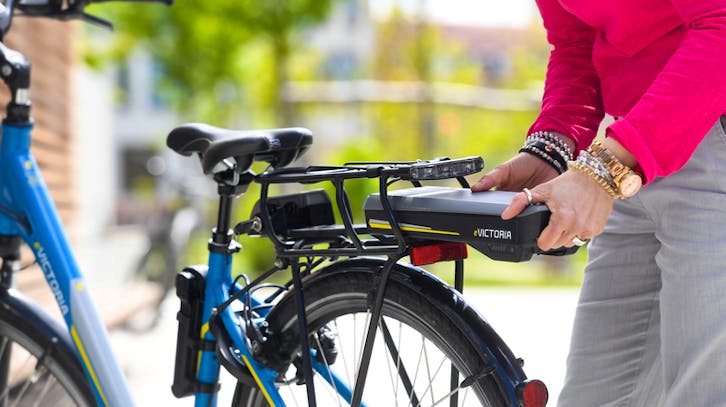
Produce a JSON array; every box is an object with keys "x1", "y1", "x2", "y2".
[
  {"x1": 410, "y1": 242, "x2": 468, "y2": 266},
  {"x1": 517, "y1": 379, "x2": 549, "y2": 407}
]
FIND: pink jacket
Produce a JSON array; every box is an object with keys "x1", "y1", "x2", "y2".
[{"x1": 529, "y1": 0, "x2": 726, "y2": 183}]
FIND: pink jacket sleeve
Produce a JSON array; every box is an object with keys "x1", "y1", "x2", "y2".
[
  {"x1": 607, "y1": 0, "x2": 726, "y2": 183},
  {"x1": 529, "y1": 0, "x2": 605, "y2": 152}
]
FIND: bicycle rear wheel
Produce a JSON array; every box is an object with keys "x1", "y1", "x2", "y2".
[
  {"x1": 233, "y1": 261, "x2": 514, "y2": 407},
  {"x1": 0, "y1": 293, "x2": 95, "y2": 407}
]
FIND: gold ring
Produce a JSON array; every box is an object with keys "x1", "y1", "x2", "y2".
[{"x1": 523, "y1": 188, "x2": 533, "y2": 205}]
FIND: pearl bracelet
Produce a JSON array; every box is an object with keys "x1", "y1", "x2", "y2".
[{"x1": 519, "y1": 131, "x2": 574, "y2": 175}]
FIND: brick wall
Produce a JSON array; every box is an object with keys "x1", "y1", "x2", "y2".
[
  {"x1": 2, "y1": 19, "x2": 76, "y2": 301},
  {"x1": 4, "y1": 18, "x2": 76, "y2": 226}
]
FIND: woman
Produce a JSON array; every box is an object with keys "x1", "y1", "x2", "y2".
[{"x1": 472, "y1": 1, "x2": 725, "y2": 406}]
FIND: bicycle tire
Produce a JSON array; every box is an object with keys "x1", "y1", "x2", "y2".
[
  {"x1": 232, "y1": 259, "x2": 513, "y2": 407},
  {"x1": 0, "y1": 291, "x2": 96, "y2": 407}
]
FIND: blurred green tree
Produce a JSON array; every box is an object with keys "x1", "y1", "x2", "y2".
[
  {"x1": 367, "y1": 9, "x2": 547, "y2": 166},
  {"x1": 85, "y1": 0, "x2": 336, "y2": 125}
]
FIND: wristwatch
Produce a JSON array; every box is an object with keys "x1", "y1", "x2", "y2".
[{"x1": 588, "y1": 142, "x2": 642, "y2": 198}]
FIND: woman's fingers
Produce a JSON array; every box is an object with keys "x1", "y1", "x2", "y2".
[
  {"x1": 526, "y1": 170, "x2": 614, "y2": 251},
  {"x1": 537, "y1": 208, "x2": 577, "y2": 250},
  {"x1": 471, "y1": 165, "x2": 508, "y2": 192},
  {"x1": 501, "y1": 194, "x2": 527, "y2": 220}
]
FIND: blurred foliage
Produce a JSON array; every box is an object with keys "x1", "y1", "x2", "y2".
[
  {"x1": 84, "y1": 0, "x2": 335, "y2": 124},
  {"x1": 363, "y1": 9, "x2": 546, "y2": 168},
  {"x1": 84, "y1": 1, "x2": 581, "y2": 284}
]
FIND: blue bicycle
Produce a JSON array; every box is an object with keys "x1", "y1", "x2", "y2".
[{"x1": 0, "y1": 1, "x2": 573, "y2": 406}]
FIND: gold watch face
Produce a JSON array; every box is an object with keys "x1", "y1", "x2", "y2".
[{"x1": 618, "y1": 173, "x2": 642, "y2": 198}]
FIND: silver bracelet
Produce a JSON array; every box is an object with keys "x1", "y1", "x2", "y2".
[{"x1": 575, "y1": 150, "x2": 616, "y2": 188}]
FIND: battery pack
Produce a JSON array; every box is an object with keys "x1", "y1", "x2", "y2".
[{"x1": 363, "y1": 186, "x2": 578, "y2": 262}]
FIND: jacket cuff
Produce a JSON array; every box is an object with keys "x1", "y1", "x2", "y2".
[{"x1": 606, "y1": 119, "x2": 657, "y2": 184}]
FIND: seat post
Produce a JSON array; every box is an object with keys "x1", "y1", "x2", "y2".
[
  {"x1": 208, "y1": 171, "x2": 252, "y2": 253},
  {"x1": 211, "y1": 192, "x2": 234, "y2": 247}
]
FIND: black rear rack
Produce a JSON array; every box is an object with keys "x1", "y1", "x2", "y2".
[{"x1": 252, "y1": 157, "x2": 482, "y2": 259}]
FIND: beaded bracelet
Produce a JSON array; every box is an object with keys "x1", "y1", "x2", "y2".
[
  {"x1": 519, "y1": 141, "x2": 568, "y2": 174},
  {"x1": 527, "y1": 131, "x2": 573, "y2": 161},
  {"x1": 519, "y1": 130, "x2": 573, "y2": 175}
]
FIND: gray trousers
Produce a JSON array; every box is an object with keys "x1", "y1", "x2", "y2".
[{"x1": 557, "y1": 117, "x2": 726, "y2": 407}]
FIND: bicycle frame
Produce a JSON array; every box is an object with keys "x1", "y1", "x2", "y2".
[
  {"x1": 193, "y1": 251, "x2": 284, "y2": 407},
  {"x1": 0, "y1": 124, "x2": 259, "y2": 407},
  {"x1": 0, "y1": 121, "x2": 134, "y2": 406},
  {"x1": 0, "y1": 118, "x2": 364, "y2": 407},
  {"x1": 0, "y1": 119, "x2": 332, "y2": 407},
  {"x1": 187, "y1": 165, "x2": 528, "y2": 407},
  {"x1": 194, "y1": 243, "x2": 376, "y2": 407},
  {"x1": 0, "y1": 116, "x2": 530, "y2": 407}
]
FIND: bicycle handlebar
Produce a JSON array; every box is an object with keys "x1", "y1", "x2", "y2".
[
  {"x1": 85, "y1": 0, "x2": 173, "y2": 4},
  {"x1": 1, "y1": 0, "x2": 172, "y2": 35}
]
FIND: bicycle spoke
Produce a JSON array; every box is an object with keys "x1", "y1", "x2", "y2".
[
  {"x1": 461, "y1": 386, "x2": 469, "y2": 406},
  {"x1": 381, "y1": 324, "x2": 399, "y2": 406},
  {"x1": 353, "y1": 313, "x2": 358, "y2": 375},
  {"x1": 0, "y1": 338, "x2": 7, "y2": 359},
  {"x1": 353, "y1": 311, "x2": 371, "y2": 384},
  {"x1": 380, "y1": 318, "x2": 420, "y2": 407},
  {"x1": 430, "y1": 386, "x2": 466, "y2": 407},
  {"x1": 333, "y1": 319, "x2": 354, "y2": 390},
  {"x1": 315, "y1": 372, "x2": 343, "y2": 405},
  {"x1": 411, "y1": 334, "x2": 425, "y2": 396},
  {"x1": 1, "y1": 349, "x2": 33, "y2": 403},
  {"x1": 312, "y1": 332, "x2": 343, "y2": 407},
  {"x1": 421, "y1": 340, "x2": 435, "y2": 406},
  {"x1": 11, "y1": 357, "x2": 48, "y2": 407},
  {"x1": 395, "y1": 320, "x2": 402, "y2": 403},
  {"x1": 284, "y1": 378, "x2": 300, "y2": 407},
  {"x1": 250, "y1": 278, "x2": 510, "y2": 407},
  {"x1": 0, "y1": 337, "x2": 9, "y2": 404},
  {"x1": 30, "y1": 373, "x2": 55, "y2": 407},
  {"x1": 418, "y1": 352, "x2": 451, "y2": 407}
]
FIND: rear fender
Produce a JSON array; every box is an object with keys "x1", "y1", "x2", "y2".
[{"x1": 268, "y1": 257, "x2": 527, "y2": 400}]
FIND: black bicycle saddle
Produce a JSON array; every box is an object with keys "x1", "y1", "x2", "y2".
[{"x1": 167, "y1": 123, "x2": 313, "y2": 174}]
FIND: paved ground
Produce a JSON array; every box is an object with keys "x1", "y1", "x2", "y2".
[{"x1": 110, "y1": 287, "x2": 580, "y2": 406}]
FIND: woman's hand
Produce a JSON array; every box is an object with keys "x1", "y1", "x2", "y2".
[
  {"x1": 471, "y1": 153, "x2": 560, "y2": 192},
  {"x1": 501, "y1": 168, "x2": 615, "y2": 250}
]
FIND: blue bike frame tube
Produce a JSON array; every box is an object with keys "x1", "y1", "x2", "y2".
[
  {"x1": 197, "y1": 249, "x2": 288, "y2": 407},
  {"x1": 0, "y1": 122, "x2": 134, "y2": 406},
  {"x1": 194, "y1": 251, "x2": 227, "y2": 407}
]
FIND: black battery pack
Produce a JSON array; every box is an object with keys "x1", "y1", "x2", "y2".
[
  {"x1": 250, "y1": 189, "x2": 335, "y2": 237},
  {"x1": 363, "y1": 186, "x2": 578, "y2": 262}
]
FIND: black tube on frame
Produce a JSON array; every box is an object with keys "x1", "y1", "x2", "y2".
[{"x1": 213, "y1": 195, "x2": 234, "y2": 245}]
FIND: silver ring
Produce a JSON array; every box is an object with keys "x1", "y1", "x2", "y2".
[
  {"x1": 572, "y1": 237, "x2": 588, "y2": 246},
  {"x1": 523, "y1": 188, "x2": 533, "y2": 205}
]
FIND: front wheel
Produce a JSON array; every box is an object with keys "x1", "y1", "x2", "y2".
[
  {"x1": 233, "y1": 261, "x2": 515, "y2": 407},
  {"x1": 0, "y1": 291, "x2": 96, "y2": 407}
]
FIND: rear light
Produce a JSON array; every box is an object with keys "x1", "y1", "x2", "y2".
[
  {"x1": 517, "y1": 379, "x2": 549, "y2": 407},
  {"x1": 409, "y1": 242, "x2": 468, "y2": 266}
]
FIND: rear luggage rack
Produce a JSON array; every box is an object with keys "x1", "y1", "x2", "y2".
[{"x1": 247, "y1": 157, "x2": 578, "y2": 262}]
